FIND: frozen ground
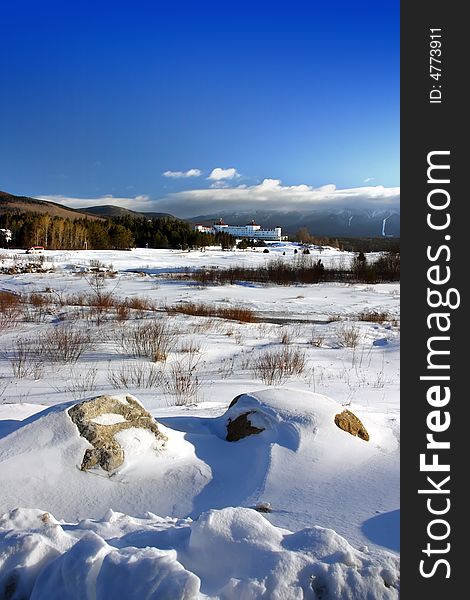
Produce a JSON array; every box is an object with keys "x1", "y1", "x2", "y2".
[{"x1": 0, "y1": 246, "x2": 399, "y2": 598}]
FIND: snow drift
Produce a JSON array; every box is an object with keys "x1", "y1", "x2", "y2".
[
  {"x1": 0, "y1": 506, "x2": 399, "y2": 599},
  {"x1": 0, "y1": 389, "x2": 399, "y2": 597},
  {"x1": 0, "y1": 390, "x2": 398, "y2": 546}
]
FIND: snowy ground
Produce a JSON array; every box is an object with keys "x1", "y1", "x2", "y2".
[{"x1": 0, "y1": 246, "x2": 399, "y2": 598}]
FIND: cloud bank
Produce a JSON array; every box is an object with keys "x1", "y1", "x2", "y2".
[
  {"x1": 155, "y1": 179, "x2": 400, "y2": 216},
  {"x1": 40, "y1": 179, "x2": 399, "y2": 218}
]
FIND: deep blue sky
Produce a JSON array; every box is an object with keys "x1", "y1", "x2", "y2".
[{"x1": 0, "y1": 0, "x2": 399, "y2": 205}]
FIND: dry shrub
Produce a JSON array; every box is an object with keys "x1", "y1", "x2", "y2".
[
  {"x1": 108, "y1": 362, "x2": 163, "y2": 389},
  {"x1": 355, "y1": 310, "x2": 393, "y2": 323},
  {"x1": 336, "y1": 324, "x2": 362, "y2": 348},
  {"x1": 124, "y1": 296, "x2": 155, "y2": 314},
  {"x1": 55, "y1": 292, "x2": 86, "y2": 307},
  {"x1": 162, "y1": 354, "x2": 202, "y2": 406},
  {"x1": 6, "y1": 338, "x2": 44, "y2": 379},
  {"x1": 220, "y1": 306, "x2": 257, "y2": 322},
  {"x1": 116, "y1": 303, "x2": 131, "y2": 321},
  {"x1": 167, "y1": 302, "x2": 256, "y2": 323},
  {"x1": 118, "y1": 319, "x2": 178, "y2": 362},
  {"x1": 83, "y1": 271, "x2": 117, "y2": 324},
  {"x1": 189, "y1": 320, "x2": 215, "y2": 334},
  {"x1": 56, "y1": 367, "x2": 98, "y2": 398},
  {"x1": 253, "y1": 347, "x2": 306, "y2": 385},
  {"x1": 179, "y1": 339, "x2": 203, "y2": 355},
  {"x1": 0, "y1": 291, "x2": 21, "y2": 330},
  {"x1": 356, "y1": 310, "x2": 398, "y2": 325},
  {"x1": 327, "y1": 314, "x2": 342, "y2": 323},
  {"x1": 310, "y1": 327, "x2": 325, "y2": 348},
  {"x1": 39, "y1": 326, "x2": 94, "y2": 363},
  {"x1": 22, "y1": 293, "x2": 52, "y2": 323},
  {"x1": 52, "y1": 292, "x2": 157, "y2": 322}
]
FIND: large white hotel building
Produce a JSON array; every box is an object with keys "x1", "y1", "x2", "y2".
[{"x1": 194, "y1": 219, "x2": 285, "y2": 241}]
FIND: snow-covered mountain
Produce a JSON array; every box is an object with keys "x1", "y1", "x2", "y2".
[{"x1": 189, "y1": 208, "x2": 400, "y2": 237}]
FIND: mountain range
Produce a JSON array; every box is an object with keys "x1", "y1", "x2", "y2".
[
  {"x1": 0, "y1": 191, "x2": 103, "y2": 221},
  {"x1": 188, "y1": 208, "x2": 399, "y2": 237},
  {"x1": 1, "y1": 190, "x2": 399, "y2": 237},
  {"x1": 79, "y1": 204, "x2": 174, "y2": 220}
]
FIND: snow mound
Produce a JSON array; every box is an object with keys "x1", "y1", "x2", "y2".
[
  {"x1": 216, "y1": 389, "x2": 374, "y2": 452},
  {"x1": 0, "y1": 506, "x2": 399, "y2": 599},
  {"x1": 0, "y1": 397, "x2": 206, "y2": 521},
  {"x1": 0, "y1": 389, "x2": 398, "y2": 552}
]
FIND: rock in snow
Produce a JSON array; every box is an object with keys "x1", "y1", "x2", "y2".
[
  {"x1": 0, "y1": 507, "x2": 399, "y2": 599},
  {"x1": 226, "y1": 411, "x2": 265, "y2": 441},
  {"x1": 68, "y1": 395, "x2": 168, "y2": 472},
  {"x1": 334, "y1": 409, "x2": 370, "y2": 442}
]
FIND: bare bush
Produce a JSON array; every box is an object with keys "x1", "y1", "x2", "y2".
[
  {"x1": 6, "y1": 338, "x2": 44, "y2": 379},
  {"x1": 253, "y1": 347, "x2": 306, "y2": 385},
  {"x1": 162, "y1": 354, "x2": 202, "y2": 406},
  {"x1": 180, "y1": 250, "x2": 399, "y2": 286},
  {"x1": 355, "y1": 310, "x2": 393, "y2": 323},
  {"x1": 0, "y1": 291, "x2": 21, "y2": 330},
  {"x1": 39, "y1": 326, "x2": 94, "y2": 363},
  {"x1": 310, "y1": 328, "x2": 325, "y2": 348},
  {"x1": 55, "y1": 368, "x2": 98, "y2": 398},
  {"x1": 336, "y1": 324, "x2": 362, "y2": 348},
  {"x1": 327, "y1": 314, "x2": 342, "y2": 323},
  {"x1": 115, "y1": 303, "x2": 131, "y2": 321},
  {"x1": 218, "y1": 354, "x2": 237, "y2": 379},
  {"x1": 0, "y1": 379, "x2": 10, "y2": 401},
  {"x1": 356, "y1": 310, "x2": 398, "y2": 325},
  {"x1": 88, "y1": 259, "x2": 106, "y2": 271},
  {"x1": 22, "y1": 293, "x2": 52, "y2": 323},
  {"x1": 118, "y1": 319, "x2": 178, "y2": 362},
  {"x1": 124, "y1": 296, "x2": 156, "y2": 317},
  {"x1": 108, "y1": 361, "x2": 163, "y2": 389},
  {"x1": 83, "y1": 270, "x2": 118, "y2": 324},
  {"x1": 179, "y1": 339, "x2": 203, "y2": 356}
]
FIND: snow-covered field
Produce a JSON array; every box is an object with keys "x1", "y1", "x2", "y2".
[{"x1": 0, "y1": 246, "x2": 399, "y2": 598}]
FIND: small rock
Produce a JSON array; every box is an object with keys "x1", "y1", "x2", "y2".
[
  {"x1": 255, "y1": 502, "x2": 272, "y2": 513},
  {"x1": 226, "y1": 411, "x2": 264, "y2": 442},
  {"x1": 334, "y1": 409, "x2": 369, "y2": 441}
]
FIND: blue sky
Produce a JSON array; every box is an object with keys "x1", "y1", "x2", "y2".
[{"x1": 0, "y1": 0, "x2": 399, "y2": 215}]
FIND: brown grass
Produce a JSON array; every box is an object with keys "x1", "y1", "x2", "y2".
[
  {"x1": 0, "y1": 291, "x2": 21, "y2": 329},
  {"x1": 356, "y1": 310, "x2": 398, "y2": 324},
  {"x1": 167, "y1": 302, "x2": 256, "y2": 323}
]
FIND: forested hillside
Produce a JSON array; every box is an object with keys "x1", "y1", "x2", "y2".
[{"x1": 0, "y1": 212, "x2": 234, "y2": 250}]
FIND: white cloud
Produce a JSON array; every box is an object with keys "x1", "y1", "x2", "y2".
[
  {"x1": 162, "y1": 169, "x2": 202, "y2": 178},
  {"x1": 208, "y1": 167, "x2": 240, "y2": 181},
  {"x1": 209, "y1": 180, "x2": 229, "y2": 189},
  {"x1": 155, "y1": 179, "x2": 400, "y2": 216},
  {"x1": 363, "y1": 177, "x2": 375, "y2": 183}
]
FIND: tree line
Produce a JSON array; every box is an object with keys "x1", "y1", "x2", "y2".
[
  {"x1": 0, "y1": 213, "x2": 235, "y2": 250},
  {"x1": 186, "y1": 252, "x2": 400, "y2": 286},
  {"x1": 293, "y1": 227, "x2": 400, "y2": 253}
]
